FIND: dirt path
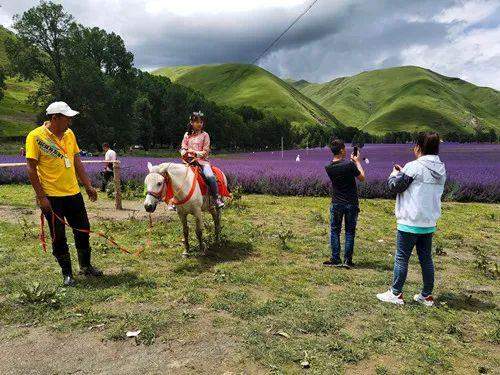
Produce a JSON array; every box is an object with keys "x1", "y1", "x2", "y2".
[
  {"x1": 0, "y1": 323, "x2": 263, "y2": 375},
  {"x1": 0, "y1": 113, "x2": 37, "y2": 124},
  {"x1": 0, "y1": 197, "x2": 173, "y2": 224}
]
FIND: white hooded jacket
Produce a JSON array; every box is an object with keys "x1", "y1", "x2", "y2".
[{"x1": 388, "y1": 155, "x2": 446, "y2": 228}]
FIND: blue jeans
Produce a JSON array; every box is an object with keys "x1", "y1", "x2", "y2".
[
  {"x1": 202, "y1": 164, "x2": 219, "y2": 199},
  {"x1": 330, "y1": 203, "x2": 359, "y2": 263},
  {"x1": 392, "y1": 230, "x2": 434, "y2": 296}
]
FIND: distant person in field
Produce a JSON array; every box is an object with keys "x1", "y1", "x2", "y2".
[
  {"x1": 177, "y1": 111, "x2": 224, "y2": 209},
  {"x1": 377, "y1": 132, "x2": 446, "y2": 307},
  {"x1": 100, "y1": 142, "x2": 117, "y2": 192},
  {"x1": 323, "y1": 139, "x2": 365, "y2": 268},
  {"x1": 25, "y1": 101, "x2": 103, "y2": 287}
]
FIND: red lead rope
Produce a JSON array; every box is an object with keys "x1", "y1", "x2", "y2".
[{"x1": 39, "y1": 211, "x2": 152, "y2": 256}]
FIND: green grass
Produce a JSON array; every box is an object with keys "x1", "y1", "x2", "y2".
[
  {"x1": 153, "y1": 63, "x2": 342, "y2": 127},
  {"x1": 292, "y1": 66, "x2": 500, "y2": 135},
  {"x1": 0, "y1": 185, "x2": 498, "y2": 373},
  {"x1": 0, "y1": 78, "x2": 38, "y2": 138},
  {"x1": 0, "y1": 26, "x2": 39, "y2": 139}
]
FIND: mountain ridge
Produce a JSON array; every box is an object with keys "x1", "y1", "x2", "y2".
[
  {"x1": 155, "y1": 63, "x2": 500, "y2": 136},
  {"x1": 153, "y1": 63, "x2": 344, "y2": 128},
  {"x1": 289, "y1": 65, "x2": 500, "y2": 135}
]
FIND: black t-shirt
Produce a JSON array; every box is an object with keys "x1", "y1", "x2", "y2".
[{"x1": 325, "y1": 160, "x2": 360, "y2": 205}]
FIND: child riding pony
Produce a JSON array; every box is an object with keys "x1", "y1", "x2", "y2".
[{"x1": 175, "y1": 111, "x2": 224, "y2": 209}]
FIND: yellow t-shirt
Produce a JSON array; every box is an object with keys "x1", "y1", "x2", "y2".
[{"x1": 25, "y1": 123, "x2": 81, "y2": 197}]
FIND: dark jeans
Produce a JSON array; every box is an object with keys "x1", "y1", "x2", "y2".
[
  {"x1": 44, "y1": 193, "x2": 92, "y2": 276},
  {"x1": 330, "y1": 203, "x2": 359, "y2": 263},
  {"x1": 100, "y1": 170, "x2": 114, "y2": 192},
  {"x1": 391, "y1": 230, "x2": 434, "y2": 296}
]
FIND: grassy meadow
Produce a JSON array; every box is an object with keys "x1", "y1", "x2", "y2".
[
  {"x1": 0, "y1": 184, "x2": 498, "y2": 374},
  {"x1": 0, "y1": 25, "x2": 38, "y2": 140},
  {"x1": 0, "y1": 77, "x2": 38, "y2": 137}
]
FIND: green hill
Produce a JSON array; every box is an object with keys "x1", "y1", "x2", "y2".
[
  {"x1": 291, "y1": 66, "x2": 500, "y2": 135},
  {"x1": 0, "y1": 25, "x2": 38, "y2": 139},
  {"x1": 0, "y1": 25, "x2": 12, "y2": 67},
  {"x1": 153, "y1": 63, "x2": 342, "y2": 127}
]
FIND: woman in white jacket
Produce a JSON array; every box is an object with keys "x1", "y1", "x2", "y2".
[{"x1": 377, "y1": 132, "x2": 446, "y2": 307}]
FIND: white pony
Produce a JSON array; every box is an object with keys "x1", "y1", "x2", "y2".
[{"x1": 143, "y1": 162, "x2": 224, "y2": 256}]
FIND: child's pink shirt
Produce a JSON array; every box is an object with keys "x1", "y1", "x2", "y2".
[{"x1": 181, "y1": 131, "x2": 211, "y2": 164}]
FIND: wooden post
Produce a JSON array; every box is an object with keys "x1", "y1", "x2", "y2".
[{"x1": 113, "y1": 161, "x2": 123, "y2": 210}]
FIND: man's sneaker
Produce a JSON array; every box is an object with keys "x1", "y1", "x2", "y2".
[
  {"x1": 167, "y1": 204, "x2": 177, "y2": 211},
  {"x1": 376, "y1": 289, "x2": 404, "y2": 305},
  {"x1": 215, "y1": 198, "x2": 225, "y2": 208},
  {"x1": 413, "y1": 293, "x2": 434, "y2": 307},
  {"x1": 63, "y1": 275, "x2": 76, "y2": 287},
  {"x1": 79, "y1": 266, "x2": 103, "y2": 277},
  {"x1": 343, "y1": 260, "x2": 355, "y2": 269},
  {"x1": 323, "y1": 259, "x2": 343, "y2": 267}
]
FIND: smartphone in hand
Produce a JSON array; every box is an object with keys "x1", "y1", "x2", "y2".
[{"x1": 353, "y1": 146, "x2": 358, "y2": 157}]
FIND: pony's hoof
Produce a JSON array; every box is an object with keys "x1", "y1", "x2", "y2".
[{"x1": 182, "y1": 252, "x2": 189, "y2": 258}]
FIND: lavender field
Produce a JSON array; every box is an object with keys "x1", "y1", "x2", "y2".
[{"x1": 1, "y1": 143, "x2": 499, "y2": 202}]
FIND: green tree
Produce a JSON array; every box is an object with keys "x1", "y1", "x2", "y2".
[
  {"x1": 0, "y1": 67, "x2": 5, "y2": 102},
  {"x1": 6, "y1": 1, "x2": 137, "y2": 149},
  {"x1": 63, "y1": 24, "x2": 137, "y2": 148},
  {"x1": 6, "y1": 1, "x2": 73, "y2": 97},
  {"x1": 133, "y1": 95, "x2": 153, "y2": 150}
]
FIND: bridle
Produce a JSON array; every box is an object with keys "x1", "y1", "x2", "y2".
[
  {"x1": 146, "y1": 177, "x2": 167, "y2": 200},
  {"x1": 146, "y1": 163, "x2": 191, "y2": 204}
]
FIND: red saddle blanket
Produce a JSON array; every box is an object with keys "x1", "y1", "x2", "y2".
[{"x1": 164, "y1": 166, "x2": 231, "y2": 204}]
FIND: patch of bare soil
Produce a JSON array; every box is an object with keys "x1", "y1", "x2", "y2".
[
  {"x1": 0, "y1": 198, "x2": 173, "y2": 224},
  {"x1": 0, "y1": 113, "x2": 37, "y2": 123},
  {"x1": 0, "y1": 205, "x2": 36, "y2": 223},
  {"x1": 0, "y1": 323, "x2": 264, "y2": 375}
]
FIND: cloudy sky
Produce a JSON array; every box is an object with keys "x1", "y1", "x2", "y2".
[{"x1": 1, "y1": 0, "x2": 499, "y2": 88}]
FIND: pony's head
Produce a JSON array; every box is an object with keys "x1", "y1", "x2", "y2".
[{"x1": 144, "y1": 162, "x2": 166, "y2": 213}]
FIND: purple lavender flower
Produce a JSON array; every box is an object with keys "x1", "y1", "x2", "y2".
[{"x1": 1, "y1": 143, "x2": 498, "y2": 202}]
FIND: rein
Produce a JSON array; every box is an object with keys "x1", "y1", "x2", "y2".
[{"x1": 39, "y1": 210, "x2": 147, "y2": 256}]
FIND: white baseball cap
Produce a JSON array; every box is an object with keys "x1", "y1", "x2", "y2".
[{"x1": 46, "y1": 101, "x2": 79, "y2": 117}]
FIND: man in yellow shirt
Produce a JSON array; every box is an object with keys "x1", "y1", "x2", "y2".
[{"x1": 26, "y1": 101, "x2": 102, "y2": 286}]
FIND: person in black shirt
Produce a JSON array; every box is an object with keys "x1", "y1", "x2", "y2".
[{"x1": 324, "y1": 139, "x2": 365, "y2": 268}]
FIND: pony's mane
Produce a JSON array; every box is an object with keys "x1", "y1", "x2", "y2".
[{"x1": 150, "y1": 162, "x2": 186, "y2": 175}]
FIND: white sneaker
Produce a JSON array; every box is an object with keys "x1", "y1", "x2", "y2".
[
  {"x1": 413, "y1": 293, "x2": 434, "y2": 307},
  {"x1": 215, "y1": 198, "x2": 225, "y2": 208},
  {"x1": 376, "y1": 289, "x2": 404, "y2": 305},
  {"x1": 167, "y1": 204, "x2": 177, "y2": 211}
]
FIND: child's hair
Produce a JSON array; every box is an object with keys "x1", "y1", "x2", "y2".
[
  {"x1": 415, "y1": 132, "x2": 440, "y2": 155},
  {"x1": 186, "y1": 111, "x2": 205, "y2": 135},
  {"x1": 330, "y1": 138, "x2": 345, "y2": 155}
]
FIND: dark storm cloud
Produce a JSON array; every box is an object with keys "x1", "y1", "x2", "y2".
[{"x1": 1, "y1": 0, "x2": 499, "y2": 87}]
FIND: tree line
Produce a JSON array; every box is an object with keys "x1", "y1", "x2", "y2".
[{"x1": 2, "y1": 1, "x2": 497, "y2": 152}]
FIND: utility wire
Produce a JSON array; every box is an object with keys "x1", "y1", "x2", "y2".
[{"x1": 251, "y1": 0, "x2": 321, "y2": 64}]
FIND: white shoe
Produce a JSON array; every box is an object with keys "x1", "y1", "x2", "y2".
[
  {"x1": 215, "y1": 198, "x2": 225, "y2": 208},
  {"x1": 376, "y1": 289, "x2": 404, "y2": 305},
  {"x1": 167, "y1": 204, "x2": 177, "y2": 211},
  {"x1": 413, "y1": 293, "x2": 434, "y2": 307}
]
